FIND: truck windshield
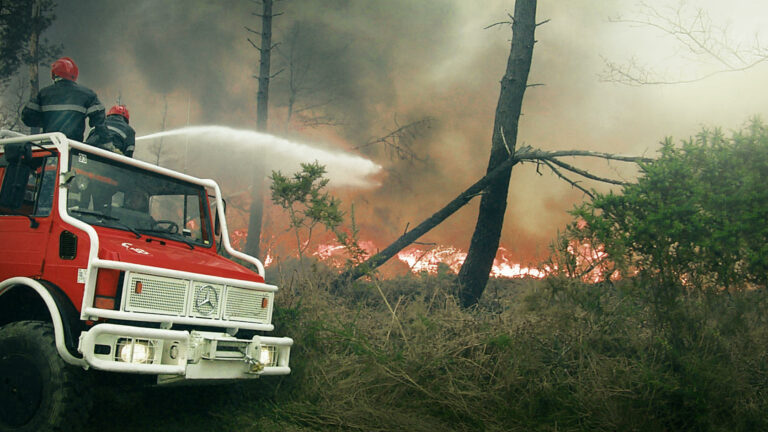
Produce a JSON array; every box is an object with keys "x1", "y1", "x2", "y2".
[{"x1": 67, "y1": 150, "x2": 213, "y2": 248}]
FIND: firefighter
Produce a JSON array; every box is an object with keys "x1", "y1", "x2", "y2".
[
  {"x1": 21, "y1": 57, "x2": 108, "y2": 143},
  {"x1": 86, "y1": 104, "x2": 135, "y2": 157}
]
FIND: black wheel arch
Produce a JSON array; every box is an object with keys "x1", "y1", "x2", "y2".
[{"x1": 0, "y1": 280, "x2": 84, "y2": 359}]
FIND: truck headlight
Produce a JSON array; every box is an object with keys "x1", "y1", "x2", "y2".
[
  {"x1": 116, "y1": 338, "x2": 155, "y2": 364},
  {"x1": 260, "y1": 345, "x2": 276, "y2": 366}
]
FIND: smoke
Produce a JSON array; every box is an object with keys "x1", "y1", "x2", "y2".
[{"x1": 32, "y1": 0, "x2": 768, "y2": 263}]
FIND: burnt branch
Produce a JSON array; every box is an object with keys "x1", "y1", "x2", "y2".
[
  {"x1": 356, "y1": 117, "x2": 434, "y2": 163},
  {"x1": 270, "y1": 68, "x2": 284, "y2": 79},
  {"x1": 485, "y1": 21, "x2": 511, "y2": 29},
  {"x1": 514, "y1": 146, "x2": 653, "y2": 163},
  {"x1": 546, "y1": 157, "x2": 629, "y2": 185},
  {"x1": 517, "y1": 146, "x2": 647, "y2": 187},
  {"x1": 541, "y1": 160, "x2": 595, "y2": 199},
  {"x1": 253, "y1": 12, "x2": 284, "y2": 18},
  {"x1": 485, "y1": 13, "x2": 514, "y2": 29}
]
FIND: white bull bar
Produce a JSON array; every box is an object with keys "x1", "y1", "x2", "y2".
[{"x1": 79, "y1": 323, "x2": 293, "y2": 378}]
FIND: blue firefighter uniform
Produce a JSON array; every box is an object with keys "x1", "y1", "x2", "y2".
[
  {"x1": 86, "y1": 113, "x2": 135, "y2": 157},
  {"x1": 22, "y1": 79, "x2": 107, "y2": 143}
]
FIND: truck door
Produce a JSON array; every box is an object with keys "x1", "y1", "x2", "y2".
[{"x1": 0, "y1": 154, "x2": 59, "y2": 280}]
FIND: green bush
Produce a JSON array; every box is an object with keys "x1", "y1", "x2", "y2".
[{"x1": 572, "y1": 119, "x2": 768, "y2": 295}]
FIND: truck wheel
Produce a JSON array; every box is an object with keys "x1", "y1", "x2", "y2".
[{"x1": 0, "y1": 321, "x2": 90, "y2": 432}]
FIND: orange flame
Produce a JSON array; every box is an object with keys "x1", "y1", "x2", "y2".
[
  {"x1": 561, "y1": 240, "x2": 621, "y2": 283},
  {"x1": 395, "y1": 245, "x2": 547, "y2": 279},
  {"x1": 230, "y1": 227, "x2": 616, "y2": 282}
]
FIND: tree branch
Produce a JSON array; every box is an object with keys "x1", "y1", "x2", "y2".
[
  {"x1": 485, "y1": 13, "x2": 514, "y2": 29},
  {"x1": 602, "y1": 1, "x2": 768, "y2": 85},
  {"x1": 270, "y1": 68, "x2": 284, "y2": 79},
  {"x1": 515, "y1": 147, "x2": 653, "y2": 163},
  {"x1": 355, "y1": 117, "x2": 433, "y2": 163},
  {"x1": 546, "y1": 157, "x2": 629, "y2": 185},
  {"x1": 541, "y1": 160, "x2": 595, "y2": 198}
]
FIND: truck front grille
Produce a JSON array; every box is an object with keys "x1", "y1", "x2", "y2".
[
  {"x1": 223, "y1": 287, "x2": 271, "y2": 322},
  {"x1": 121, "y1": 273, "x2": 272, "y2": 324},
  {"x1": 125, "y1": 274, "x2": 188, "y2": 315}
]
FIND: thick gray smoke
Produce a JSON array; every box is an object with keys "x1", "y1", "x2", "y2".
[{"x1": 31, "y1": 0, "x2": 768, "y2": 263}]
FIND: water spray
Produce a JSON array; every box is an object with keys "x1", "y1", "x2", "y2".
[{"x1": 136, "y1": 125, "x2": 381, "y2": 188}]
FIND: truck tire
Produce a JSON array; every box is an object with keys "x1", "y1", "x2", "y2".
[{"x1": 0, "y1": 321, "x2": 90, "y2": 432}]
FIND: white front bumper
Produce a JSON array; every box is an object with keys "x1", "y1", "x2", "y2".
[{"x1": 78, "y1": 323, "x2": 292, "y2": 380}]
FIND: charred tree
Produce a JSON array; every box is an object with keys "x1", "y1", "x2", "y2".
[
  {"x1": 245, "y1": 0, "x2": 281, "y2": 259},
  {"x1": 458, "y1": 0, "x2": 537, "y2": 308}
]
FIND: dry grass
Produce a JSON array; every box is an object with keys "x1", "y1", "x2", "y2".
[
  {"x1": 259, "y1": 261, "x2": 768, "y2": 431},
  {"x1": 85, "y1": 260, "x2": 768, "y2": 431}
]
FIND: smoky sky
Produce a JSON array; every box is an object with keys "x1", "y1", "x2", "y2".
[{"x1": 28, "y1": 0, "x2": 768, "y2": 264}]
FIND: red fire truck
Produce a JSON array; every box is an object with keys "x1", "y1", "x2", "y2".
[{"x1": 0, "y1": 132, "x2": 292, "y2": 431}]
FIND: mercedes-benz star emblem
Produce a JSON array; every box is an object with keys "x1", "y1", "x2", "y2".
[{"x1": 195, "y1": 285, "x2": 218, "y2": 316}]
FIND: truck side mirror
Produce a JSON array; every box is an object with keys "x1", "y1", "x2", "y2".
[{"x1": 0, "y1": 143, "x2": 33, "y2": 210}]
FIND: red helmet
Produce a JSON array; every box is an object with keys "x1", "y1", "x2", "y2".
[
  {"x1": 107, "y1": 105, "x2": 130, "y2": 123},
  {"x1": 51, "y1": 57, "x2": 78, "y2": 81}
]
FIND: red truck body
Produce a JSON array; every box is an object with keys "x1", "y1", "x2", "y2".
[{"x1": 0, "y1": 132, "x2": 292, "y2": 430}]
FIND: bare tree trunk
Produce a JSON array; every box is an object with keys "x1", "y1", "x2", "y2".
[
  {"x1": 245, "y1": 0, "x2": 276, "y2": 259},
  {"x1": 255, "y1": 0, "x2": 273, "y2": 132},
  {"x1": 457, "y1": 0, "x2": 537, "y2": 308},
  {"x1": 28, "y1": 0, "x2": 40, "y2": 134}
]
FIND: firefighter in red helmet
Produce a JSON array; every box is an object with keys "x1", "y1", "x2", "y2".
[
  {"x1": 86, "y1": 104, "x2": 136, "y2": 157},
  {"x1": 22, "y1": 57, "x2": 107, "y2": 143}
]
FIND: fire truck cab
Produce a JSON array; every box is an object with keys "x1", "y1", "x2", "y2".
[{"x1": 0, "y1": 132, "x2": 292, "y2": 431}]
